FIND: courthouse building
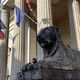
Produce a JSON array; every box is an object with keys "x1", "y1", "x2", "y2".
[{"x1": 0, "y1": 0, "x2": 80, "y2": 80}]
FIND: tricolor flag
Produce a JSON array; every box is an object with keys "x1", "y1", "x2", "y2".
[
  {"x1": 0, "y1": 19, "x2": 6, "y2": 29},
  {"x1": 0, "y1": 31, "x2": 5, "y2": 40},
  {"x1": 0, "y1": 0, "x2": 1, "y2": 4},
  {"x1": 0, "y1": 20, "x2": 5, "y2": 40},
  {"x1": 26, "y1": 0, "x2": 33, "y2": 12},
  {"x1": 0, "y1": 2, "x2": 6, "y2": 40},
  {"x1": 15, "y1": 6, "x2": 24, "y2": 26}
]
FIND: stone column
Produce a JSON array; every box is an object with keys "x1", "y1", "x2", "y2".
[
  {"x1": 0, "y1": 9, "x2": 9, "y2": 80},
  {"x1": 10, "y1": 0, "x2": 25, "y2": 79},
  {"x1": 25, "y1": 21, "x2": 30, "y2": 63},
  {"x1": 37, "y1": 0, "x2": 53, "y2": 60},
  {"x1": 68, "y1": 0, "x2": 80, "y2": 50}
]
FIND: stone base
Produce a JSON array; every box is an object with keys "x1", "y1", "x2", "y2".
[{"x1": 23, "y1": 68, "x2": 80, "y2": 80}]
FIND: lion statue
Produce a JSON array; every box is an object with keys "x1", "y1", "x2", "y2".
[
  {"x1": 18, "y1": 26, "x2": 80, "y2": 80},
  {"x1": 37, "y1": 26, "x2": 80, "y2": 70}
]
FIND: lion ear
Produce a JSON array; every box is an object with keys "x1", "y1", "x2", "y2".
[{"x1": 52, "y1": 25, "x2": 60, "y2": 34}]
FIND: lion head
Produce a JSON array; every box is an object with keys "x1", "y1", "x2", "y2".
[
  {"x1": 37, "y1": 26, "x2": 59, "y2": 57},
  {"x1": 37, "y1": 27, "x2": 59, "y2": 49}
]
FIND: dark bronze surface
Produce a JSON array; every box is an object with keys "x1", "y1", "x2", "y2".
[{"x1": 17, "y1": 26, "x2": 80, "y2": 80}]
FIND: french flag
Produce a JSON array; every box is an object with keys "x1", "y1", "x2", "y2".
[
  {"x1": 26, "y1": 0, "x2": 33, "y2": 12},
  {"x1": 0, "y1": 22, "x2": 5, "y2": 40},
  {"x1": 0, "y1": 31, "x2": 5, "y2": 40},
  {"x1": 15, "y1": 6, "x2": 24, "y2": 26}
]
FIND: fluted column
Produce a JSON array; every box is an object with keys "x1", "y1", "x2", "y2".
[
  {"x1": 68, "y1": 0, "x2": 80, "y2": 50},
  {"x1": 37, "y1": 0, "x2": 53, "y2": 60},
  {"x1": 10, "y1": 0, "x2": 25, "y2": 79},
  {"x1": 0, "y1": 9, "x2": 9, "y2": 80},
  {"x1": 25, "y1": 21, "x2": 30, "y2": 63}
]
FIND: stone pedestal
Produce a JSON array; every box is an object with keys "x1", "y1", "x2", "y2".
[{"x1": 23, "y1": 69, "x2": 80, "y2": 80}]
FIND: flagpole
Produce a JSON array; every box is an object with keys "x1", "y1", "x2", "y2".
[
  {"x1": 24, "y1": 12, "x2": 37, "y2": 25},
  {"x1": 0, "y1": 11, "x2": 37, "y2": 25},
  {"x1": 0, "y1": 5, "x2": 37, "y2": 25}
]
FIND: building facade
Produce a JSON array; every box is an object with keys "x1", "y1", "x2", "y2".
[{"x1": 0, "y1": 0, "x2": 80, "y2": 80}]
